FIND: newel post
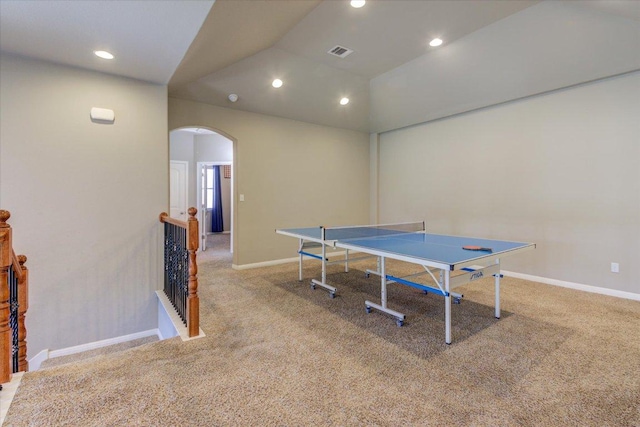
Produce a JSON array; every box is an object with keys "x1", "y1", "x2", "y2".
[
  {"x1": 187, "y1": 207, "x2": 200, "y2": 337},
  {"x1": 0, "y1": 210, "x2": 12, "y2": 383}
]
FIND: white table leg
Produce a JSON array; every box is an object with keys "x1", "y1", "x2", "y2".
[
  {"x1": 310, "y1": 241, "x2": 337, "y2": 297},
  {"x1": 365, "y1": 256, "x2": 405, "y2": 326},
  {"x1": 381, "y1": 256, "x2": 386, "y2": 308},
  {"x1": 298, "y1": 238, "x2": 303, "y2": 282},
  {"x1": 495, "y1": 259, "x2": 501, "y2": 319},
  {"x1": 345, "y1": 249, "x2": 349, "y2": 272},
  {"x1": 445, "y1": 270, "x2": 451, "y2": 344},
  {"x1": 322, "y1": 242, "x2": 326, "y2": 284}
]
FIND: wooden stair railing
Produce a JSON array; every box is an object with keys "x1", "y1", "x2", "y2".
[
  {"x1": 0, "y1": 210, "x2": 29, "y2": 384},
  {"x1": 159, "y1": 208, "x2": 199, "y2": 337}
]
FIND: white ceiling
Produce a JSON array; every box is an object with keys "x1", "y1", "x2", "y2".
[
  {"x1": 0, "y1": 0, "x2": 214, "y2": 84},
  {"x1": 1, "y1": 0, "x2": 639, "y2": 133}
]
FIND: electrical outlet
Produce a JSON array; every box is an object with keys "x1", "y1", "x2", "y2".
[
  {"x1": 239, "y1": 194, "x2": 245, "y2": 202},
  {"x1": 611, "y1": 262, "x2": 619, "y2": 273}
]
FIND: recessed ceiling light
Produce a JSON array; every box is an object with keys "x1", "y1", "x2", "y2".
[
  {"x1": 429, "y1": 38, "x2": 443, "y2": 47},
  {"x1": 94, "y1": 50, "x2": 114, "y2": 60},
  {"x1": 351, "y1": 0, "x2": 366, "y2": 8},
  {"x1": 340, "y1": 97, "x2": 350, "y2": 106},
  {"x1": 272, "y1": 79, "x2": 283, "y2": 88}
]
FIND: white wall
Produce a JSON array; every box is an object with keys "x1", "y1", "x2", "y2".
[
  {"x1": 376, "y1": 72, "x2": 640, "y2": 295},
  {"x1": 169, "y1": 130, "x2": 195, "y2": 161},
  {"x1": 195, "y1": 133, "x2": 232, "y2": 162},
  {"x1": 169, "y1": 97, "x2": 370, "y2": 266},
  {"x1": 0, "y1": 54, "x2": 168, "y2": 356}
]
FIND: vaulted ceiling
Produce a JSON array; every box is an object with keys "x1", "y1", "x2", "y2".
[{"x1": 1, "y1": 0, "x2": 639, "y2": 133}]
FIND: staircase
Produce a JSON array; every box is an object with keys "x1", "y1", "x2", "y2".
[
  {"x1": 38, "y1": 335, "x2": 159, "y2": 370},
  {"x1": 1, "y1": 335, "x2": 160, "y2": 424}
]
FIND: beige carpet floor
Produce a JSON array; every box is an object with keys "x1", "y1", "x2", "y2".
[{"x1": 3, "y1": 233, "x2": 639, "y2": 426}]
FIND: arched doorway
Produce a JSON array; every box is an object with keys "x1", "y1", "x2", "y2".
[{"x1": 169, "y1": 126, "x2": 235, "y2": 254}]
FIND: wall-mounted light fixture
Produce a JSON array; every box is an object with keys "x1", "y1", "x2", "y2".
[{"x1": 90, "y1": 107, "x2": 115, "y2": 124}]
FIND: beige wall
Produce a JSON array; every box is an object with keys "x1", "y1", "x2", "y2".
[
  {"x1": 169, "y1": 97, "x2": 370, "y2": 266},
  {"x1": 376, "y1": 72, "x2": 640, "y2": 295},
  {"x1": 0, "y1": 54, "x2": 168, "y2": 356}
]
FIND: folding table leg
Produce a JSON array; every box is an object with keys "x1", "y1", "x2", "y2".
[
  {"x1": 364, "y1": 256, "x2": 406, "y2": 326},
  {"x1": 298, "y1": 238, "x2": 303, "y2": 282},
  {"x1": 445, "y1": 270, "x2": 451, "y2": 345},
  {"x1": 310, "y1": 242, "x2": 336, "y2": 298},
  {"x1": 495, "y1": 259, "x2": 501, "y2": 319}
]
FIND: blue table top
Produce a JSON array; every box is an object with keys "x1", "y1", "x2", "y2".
[
  {"x1": 338, "y1": 232, "x2": 532, "y2": 266},
  {"x1": 277, "y1": 227, "x2": 533, "y2": 267}
]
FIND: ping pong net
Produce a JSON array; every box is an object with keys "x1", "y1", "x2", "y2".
[{"x1": 322, "y1": 221, "x2": 425, "y2": 241}]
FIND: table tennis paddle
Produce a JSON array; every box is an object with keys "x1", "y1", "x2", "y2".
[{"x1": 462, "y1": 245, "x2": 493, "y2": 253}]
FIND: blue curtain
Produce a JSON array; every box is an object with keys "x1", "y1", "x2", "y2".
[{"x1": 211, "y1": 166, "x2": 224, "y2": 233}]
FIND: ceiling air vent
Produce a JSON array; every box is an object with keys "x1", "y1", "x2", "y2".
[{"x1": 327, "y1": 45, "x2": 354, "y2": 58}]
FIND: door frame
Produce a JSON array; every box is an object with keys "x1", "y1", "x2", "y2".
[
  {"x1": 197, "y1": 161, "x2": 233, "y2": 253},
  {"x1": 169, "y1": 160, "x2": 189, "y2": 222}
]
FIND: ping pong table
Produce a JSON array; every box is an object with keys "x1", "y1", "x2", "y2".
[{"x1": 276, "y1": 222, "x2": 535, "y2": 344}]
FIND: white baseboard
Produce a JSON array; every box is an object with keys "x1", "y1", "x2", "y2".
[
  {"x1": 29, "y1": 293, "x2": 209, "y2": 372},
  {"x1": 28, "y1": 329, "x2": 161, "y2": 371},
  {"x1": 28, "y1": 349, "x2": 50, "y2": 371},
  {"x1": 233, "y1": 251, "x2": 349, "y2": 270},
  {"x1": 233, "y1": 256, "x2": 299, "y2": 270},
  {"x1": 502, "y1": 270, "x2": 639, "y2": 301},
  {"x1": 232, "y1": 256, "x2": 639, "y2": 302},
  {"x1": 156, "y1": 290, "x2": 206, "y2": 341}
]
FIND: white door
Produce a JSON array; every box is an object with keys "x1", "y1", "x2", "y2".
[
  {"x1": 169, "y1": 161, "x2": 188, "y2": 221},
  {"x1": 200, "y1": 164, "x2": 209, "y2": 251}
]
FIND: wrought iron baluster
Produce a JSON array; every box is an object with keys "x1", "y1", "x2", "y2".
[
  {"x1": 159, "y1": 210, "x2": 199, "y2": 337},
  {"x1": 8, "y1": 264, "x2": 19, "y2": 373},
  {"x1": 163, "y1": 220, "x2": 189, "y2": 325},
  {"x1": 181, "y1": 227, "x2": 188, "y2": 324}
]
